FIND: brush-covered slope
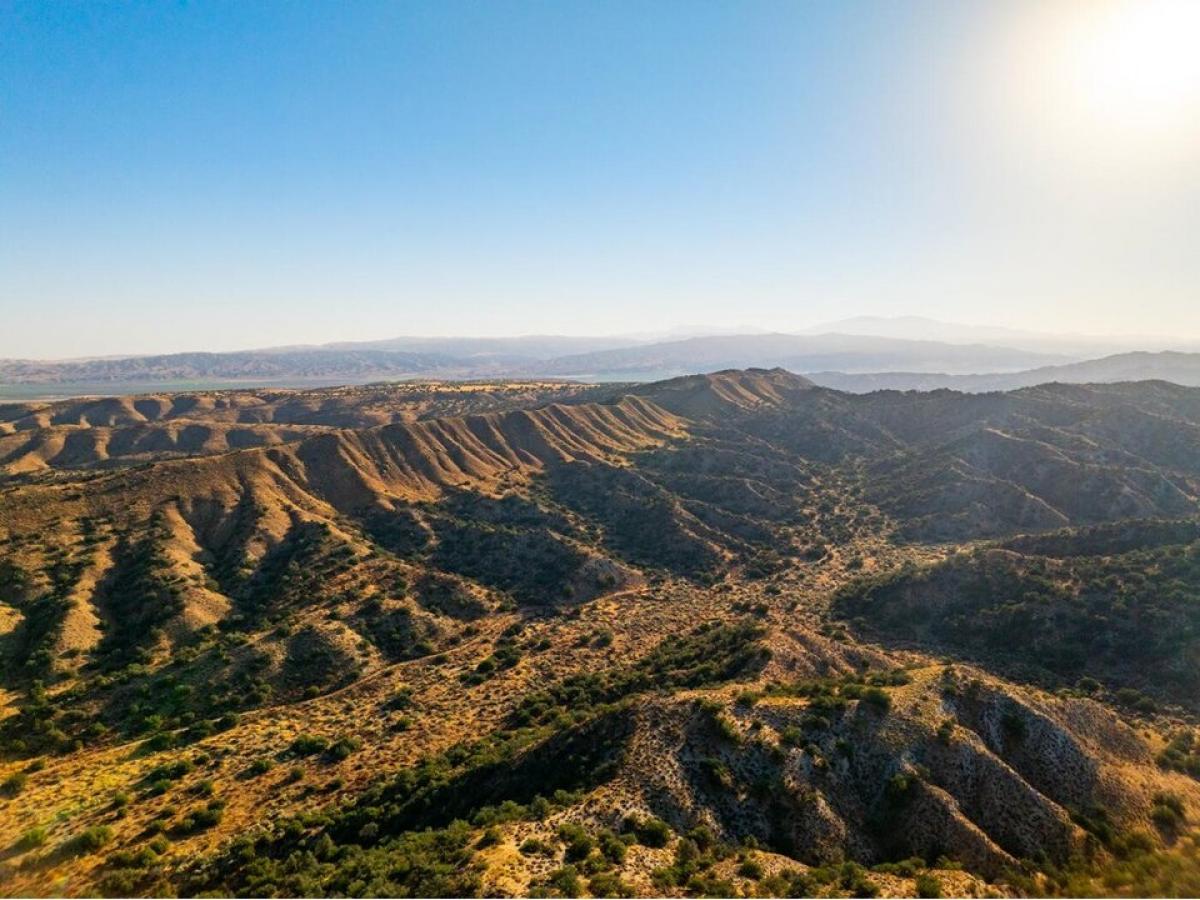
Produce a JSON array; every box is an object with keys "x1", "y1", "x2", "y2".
[
  {"x1": 833, "y1": 522, "x2": 1200, "y2": 711},
  {"x1": 3, "y1": 370, "x2": 1200, "y2": 898}
]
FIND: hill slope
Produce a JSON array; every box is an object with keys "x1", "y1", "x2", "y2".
[{"x1": 2, "y1": 370, "x2": 1200, "y2": 897}]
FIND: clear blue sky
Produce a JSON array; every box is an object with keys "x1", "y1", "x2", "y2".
[{"x1": 2, "y1": 0, "x2": 1197, "y2": 358}]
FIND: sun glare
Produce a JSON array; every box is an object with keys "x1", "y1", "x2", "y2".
[
  {"x1": 997, "y1": 0, "x2": 1200, "y2": 167},
  {"x1": 1060, "y1": 0, "x2": 1200, "y2": 137}
]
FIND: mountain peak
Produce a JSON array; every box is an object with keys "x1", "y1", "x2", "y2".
[{"x1": 629, "y1": 367, "x2": 815, "y2": 418}]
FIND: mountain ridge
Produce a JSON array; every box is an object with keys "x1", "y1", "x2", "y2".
[
  {"x1": 810, "y1": 350, "x2": 1200, "y2": 393},
  {"x1": 3, "y1": 368, "x2": 1200, "y2": 897},
  {"x1": 0, "y1": 333, "x2": 1072, "y2": 391}
]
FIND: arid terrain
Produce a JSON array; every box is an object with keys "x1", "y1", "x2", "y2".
[{"x1": 2, "y1": 369, "x2": 1200, "y2": 898}]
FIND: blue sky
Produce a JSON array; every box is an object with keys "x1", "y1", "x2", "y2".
[{"x1": 2, "y1": 0, "x2": 1197, "y2": 358}]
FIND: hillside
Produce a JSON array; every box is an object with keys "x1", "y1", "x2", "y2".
[
  {"x1": 0, "y1": 382, "x2": 616, "y2": 480},
  {"x1": 2, "y1": 370, "x2": 1200, "y2": 897}
]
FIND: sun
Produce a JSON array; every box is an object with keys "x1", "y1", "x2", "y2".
[
  {"x1": 1057, "y1": 0, "x2": 1200, "y2": 139},
  {"x1": 996, "y1": 0, "x2": 1200, "y2": 165}
]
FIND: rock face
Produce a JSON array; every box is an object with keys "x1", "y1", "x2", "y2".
[{"x1": 601, "y1": 653, "x2": 1196, "y2": 884}]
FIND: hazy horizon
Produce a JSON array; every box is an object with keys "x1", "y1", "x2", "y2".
[
  {"x1": 4, "y1": 0, "x2": 1198, "y2": 359},
  {"x1": 6, "y1": 314, "x2": 1200, "y2": 364}
]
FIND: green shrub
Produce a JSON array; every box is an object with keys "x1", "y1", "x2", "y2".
[
  {"x1": 630, "y1": 815, "x2": 672, "y2": 848},
  {"x1": 170, "y1": 800, "x2": 224, "y2": 835},
  {"x1": 558, "y1": 822, "x2": 595, "y2": 862},
  {"x1": 860, "y1": 686, "x2": 891, "y2": 712},
  {"x1": 597, "y1": 829, "x2": 627, "y2": 865},
  {"x1": 520, "y1": 837, "x2": 551, "y2": 856},
  {"x1": 387, "y1": 687, "x2": 415, "y2": 710},
  {"x1": 476, "y1": 826, "x2": 501, "y2": 848},
  {"x1": 541, "y1": 865, "x2": 582, "y2": 898},
  {"x1": 107, "y1": 845, "x2": 159, "y2": 868},
  {"x1": 146, "y1": 778, "x2": 172, "y2": 796},
  {"x1": 290, "y1": 734, "x2": 329, "y2": 756},
  {"x1": 936, "y1": 719, "x2": 955, "y2": 745},
  {"x1": 326, "y1": 736, "x2": 361, "y2": 761},
  {"x1": 17, "y1": 826, "x2": 48, "y2": 851},
  {"x1": 144, "y1": 732, "x2": 173, "y2": 752},
  {"x1": 145, "y1": 759, "x2": 193, "y2": 783},
  {"x1": 588, "y1": 871, "x2": 634, "y2": 897},
  {"x1": 916, "y1": 873, "x2": 942, "y2": 898},
  {"x1": 737, "y1": 856, "x2": 764, "y2": 879},
  {"x1": 1000, "y1": 710, "x2": 1027, "y2": 741},
  {"x1": 709, "y1": 712, "x2": 741, "y2": 743},
  {"x1": 1151, "y1": 792, "x2": 1186, "y2": 829},
  {"x1": 66, "y1": 825, "x2": 113, "y2": 855},
  {"x1": 193, "y1": 779, "x2": 215, "y2": 797}
]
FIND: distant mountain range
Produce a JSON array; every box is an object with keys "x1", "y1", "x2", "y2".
[
  {"x1": 803, "y1": 315, "x2": 1200, "y2": 356},
  {"x1": 514, "y1": 333, "x2": 1072, "y2": 379},
  {"x1": 808, "y1": 351, "x2": 1200, "y2": 392},
  {"x1": 3, "y1": 321, "x2": 1200, "y2": 399}
]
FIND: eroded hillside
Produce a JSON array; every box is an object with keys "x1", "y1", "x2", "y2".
[
  {"x1": 0, "y1": 381, "x2": 617, "y2": 479},
  {"x1": 2, "y1": 370, "x2": 1200, "y2": 898}
]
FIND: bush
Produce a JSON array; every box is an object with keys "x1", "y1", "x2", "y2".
[
  {"x1": 700, "y1": 756, "x2": 733, "y2": 789},
  {"x1": 145, "y1": 759, "x2": 193, "y2": 783},
  {"x1": 737, "y1": 856, "x2": 764, "y2": 879},
  {"x1": 630, "y1": 816, "x2": 672, "y2": 848},
  {"x1": 916, "y1": 873, "x2": 942, "y2": 898},
  {"x1": 520, "y1": 837, "x2": 551, "y2": 856},
  {"x1": 597, "y1": 829, "x2": 627, "y2": 865},
  {"x1": 66, "y1": 825, "x2": 113, "y2": 855},
  {"x1": 860, "y1": 686, "x2": 891, "y2": 712},
  {"x1": 588, "y1": 871, "x2": 634, "y2": 897},
  {"x1": 2, "y1": 771, "x2": 28, "y2": 796},
  {"x1": 290, "y1": 734, "x2": 329, "y2": 756},
  {"x1": 936, "y1": 719, "x2": 955, "y2": 745},
  {"x1": 17, "y1": 826, "x2": 47, "y2": 851},
  {"x1": 709, "y1": 712, "x2": 741, "y2": 743},
  {"x1": 537, "y1": 866, "x2": 582, "y2": 898},
  {"x1": 326, "y1": 736, "x2": 361, "y2": 761},
  {"x1": 387, "y1": 687, "x2": 415, "y2": 710},
  {"x1": 559, "y1": 822, "x2": 596, "y2": 862},
  {"x1": 107, "y1": 845, "x2": 159, "y2": 868},
  {"x1": 833, "y1": 861, "x2": 879, "y2": 898},
  {"x1": 1000, "y1": 710, "x2": 1027, "y2": 741},
  {"x1": 1151, "y1": 792, "x2": 1186, "y2": 829},
  {"x1": 1115, "y1": 687, "x2": 1157, "y2": 713},
  {"x1": 171, "y1": 800, "x2": 224, "y2": 835},
  {"x1": 146, "y1": 778, "x2": 173, "y2": 796},
  {"x1": 144, "y1": 732, "x2": 173, "y2": 752},
  {"x1": 97, "y1": 868, "x2": 146, "y2": 897}
]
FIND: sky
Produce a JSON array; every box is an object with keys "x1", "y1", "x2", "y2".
[{"x1": 2, "y1": 0, "x2": 1198, "y2": 359}]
